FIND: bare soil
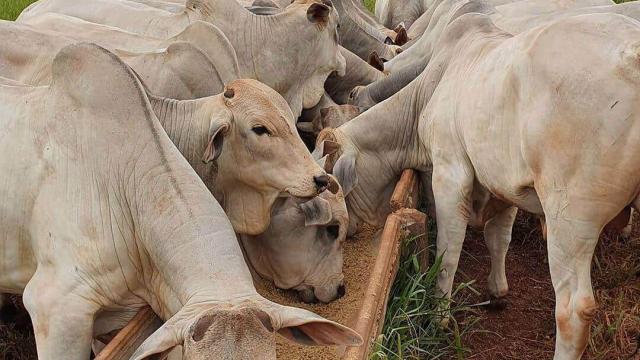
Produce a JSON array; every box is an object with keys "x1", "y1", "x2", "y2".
[
  {"x1": 455, "y1": 211, "x2": 640, "y2": 360},
  {"x1": 2, "y1": 213, "x2": 638, "y2": 360}
]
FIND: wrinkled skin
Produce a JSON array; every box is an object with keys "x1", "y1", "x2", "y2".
[
  {"x1": 330, "y1": 0, "x2": 403, "y2": 60},
  {"x1": 325, "y1": 46, "x2": 385, "y2": 104},
  {"x1": 0, "y1": 22, "x2": 325, "y2": 235},
  {"x1": 18, "y1": 0, "x2": 346, "y2": 117},
  {"x1": 316, "y1": 13, "x2": 640, "y2": 359},
  {"x1": 0, "y1": 18, "x2": 239, "y2": 99},
  {"x1": 148, "y1": 79, "x2": 329, "y2": 235},
  {"x1": 0, "y1": 43, "x2": 361, "y2": 360},
  {"x1": 298, "y1": 103, "x2": 362, "y2": 138},
  {"x1": 241, "y1": 177, "x2": 348, "y2": 303}
]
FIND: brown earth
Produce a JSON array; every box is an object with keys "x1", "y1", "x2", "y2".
[
  {"x1": 455, "y1": 211, "x2": 640, "y2": 360},
  {"x1": 2, "y1": 213, "x2": 639, "y2": 360}
]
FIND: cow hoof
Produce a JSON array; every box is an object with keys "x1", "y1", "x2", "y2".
[{"x1": 486, "y1": 296, "x2": 508, "y2": 311}]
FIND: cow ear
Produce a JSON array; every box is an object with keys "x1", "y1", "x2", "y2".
[
  {"x1": 368, "y1": 51, "x2": 384, "y2": 71},
  {"x1": 131, "y1": 323, "x2": 182, "y2": 360},
  {"x1": 394, "y1": 25, "x2": 408, "y2": 46},
  {"x1": 322, "y1": 140, "x2": 340, "y2": 157},
  {"x1": 307, "y1": 3, "x2": 331, "y2": 24},
  {"x1": 327, "y1": 175, "x2": 340, "y2": 194},
  {"x1": 273, "y1": 305, "x2": 362, "y2": 346},
  {"x1": 311, "y1": 138, "x2": 340, "y2": 162},
  {"x1": 300, "y1": 196, "x2": 333, "y2": 226},
  {"x1": 333, "y1": 152, "x2": 358, "y2": 196},
  {"x1": 202, "y1": 99, "x2": 232, "y2": 163}
]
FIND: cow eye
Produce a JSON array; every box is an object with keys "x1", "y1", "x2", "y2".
[
  {"x1": 252, "y1": 126, "x2": 271, "y2": 136},
  {"x1": 326, "y1": 225, "x2": 339, "y2": 240}
]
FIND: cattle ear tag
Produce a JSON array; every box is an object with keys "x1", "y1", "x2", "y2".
[{"x1": 300, "y1": 197, "x2": 333, "y2": 226}]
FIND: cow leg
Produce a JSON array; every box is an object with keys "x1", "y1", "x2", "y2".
[
  {"x1": 545, "y1": 215, "x2": 600, "y2": 360},
  {"x1": 431, "y1": 163, "x2": 473, "y2": 301},
  {"x1": 484, "y1": 206, "x2": 517, "y2": 299},
  {"x1": 621, "y1": 208, "x2": 634, "y2": 239},
  {"x1": 22, "y1": 268, "x2": 98, "y2": 360}
]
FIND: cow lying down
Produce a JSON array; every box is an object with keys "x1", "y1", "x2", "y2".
[
  {"x1": 316, "y1": 13, "x2": 640, "y2": 359},
  {"x1": 0, "y1": 43, "x2": 360, "y2": 360}
]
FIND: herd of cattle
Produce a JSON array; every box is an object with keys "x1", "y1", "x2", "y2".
[{"x1": 1, "y1": 0, "x2": 640, "y2": 358}]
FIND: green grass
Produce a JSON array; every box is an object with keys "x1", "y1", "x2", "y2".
[
  {"x1": 370, "y1": 225, "x2": 478, "y2": 360},
  {"x1": 363, "y1": 0, "x2": 376, "y2": 12},
  {"x1": 0, "y1": 0, "x2": 37, "y2": 20}
]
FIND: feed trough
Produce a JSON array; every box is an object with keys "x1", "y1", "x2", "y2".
[{"x1": 95, "y1": 169, "x2": 426, "y2": 360}]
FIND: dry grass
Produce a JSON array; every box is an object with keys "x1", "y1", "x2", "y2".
[{"x1": 588, "y1": 229, "x2": 640, "y2": 359}]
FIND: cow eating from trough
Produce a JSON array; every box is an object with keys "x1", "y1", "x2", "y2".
[
  {"x1": 0, "y1": 43, "x2": 361, "y2": 360},
  {"x1": 316, "y1": 13, "x2": 640, "y2": 359}
]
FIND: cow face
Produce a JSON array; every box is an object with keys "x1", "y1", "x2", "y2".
[
  {"x1": 241, "y1": 176, "x2": 348, "y2": 303},
  {"x1": 210, "y1": 79, "x2": 328, "y2": 235}
]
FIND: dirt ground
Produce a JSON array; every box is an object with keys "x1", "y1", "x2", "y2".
[
  {"x1": 456, "y1": 211, "x2": 640, "y2": 360},
  {"x1": 2, "y1": 212, "x2": 639, "y2": 359}
]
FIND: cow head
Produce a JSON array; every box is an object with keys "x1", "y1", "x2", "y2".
[
  {"x1": 131, "y1": 299, "x2": 362, "y2": 359},
  {"x1": 279, "y1": 0, "x2": 346, "y2": 116},
  {"x1": 241, "y1": 176, "x2": 348, "y2": 303},
  {"x1": 209, "y1": 79, "x2": 329, "y2": 235}
]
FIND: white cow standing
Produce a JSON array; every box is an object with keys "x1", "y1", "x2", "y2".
[
  {"x1": 0, "y1": 43, "x2": 361, "y2": 359},
  {"x1": 316, "y1": 13, "x2": 640, "y2": 359}
]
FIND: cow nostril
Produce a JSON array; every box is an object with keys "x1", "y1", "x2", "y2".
[
  {"x1": 337, "y1": 284, "x2": 346, "y2": 298},
  {"x1": 313, "y1": 174, "x2": 329, "y2": 191}
]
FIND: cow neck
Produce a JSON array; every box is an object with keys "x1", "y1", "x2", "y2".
[
  {"x1": 195, "y1": 1, "x2": 312, "y2": 114},
  {"x1": 87, "y1": 94, "x2": 255, "y2": 320},
  {"x1": 195, "y1": 0, "x2": 276, "y2": 79},
  {"x1": 334, "y1": 0, "x2": 387, "y2": 42},
  {"x1": 367, "y1": 59, "x2": 428, "y2": 103},
  {"x1": 149, "y1": 96, "x2": 206, "y2": 162},
  {"x1": 337, "y1": 78, "x2": 427, "y2": 226}
]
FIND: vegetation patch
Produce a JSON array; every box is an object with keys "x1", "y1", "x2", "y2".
[{"x1": 0, "y1": 0, "x2": 36, "y2": 21}]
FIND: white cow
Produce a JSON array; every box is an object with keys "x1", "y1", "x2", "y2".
[
  {"x1": 241, "y1": 177, "x2": 349, "y2": 303},
  {"x1": 0, "y1": 43, "x2": 360, "y2": 360},
  {"x1": 316, "y1": 13, "x2": 640, "y2": 359},
  {"x1": 18, "y1": 0, "x2": 346, "y2": 117}
]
